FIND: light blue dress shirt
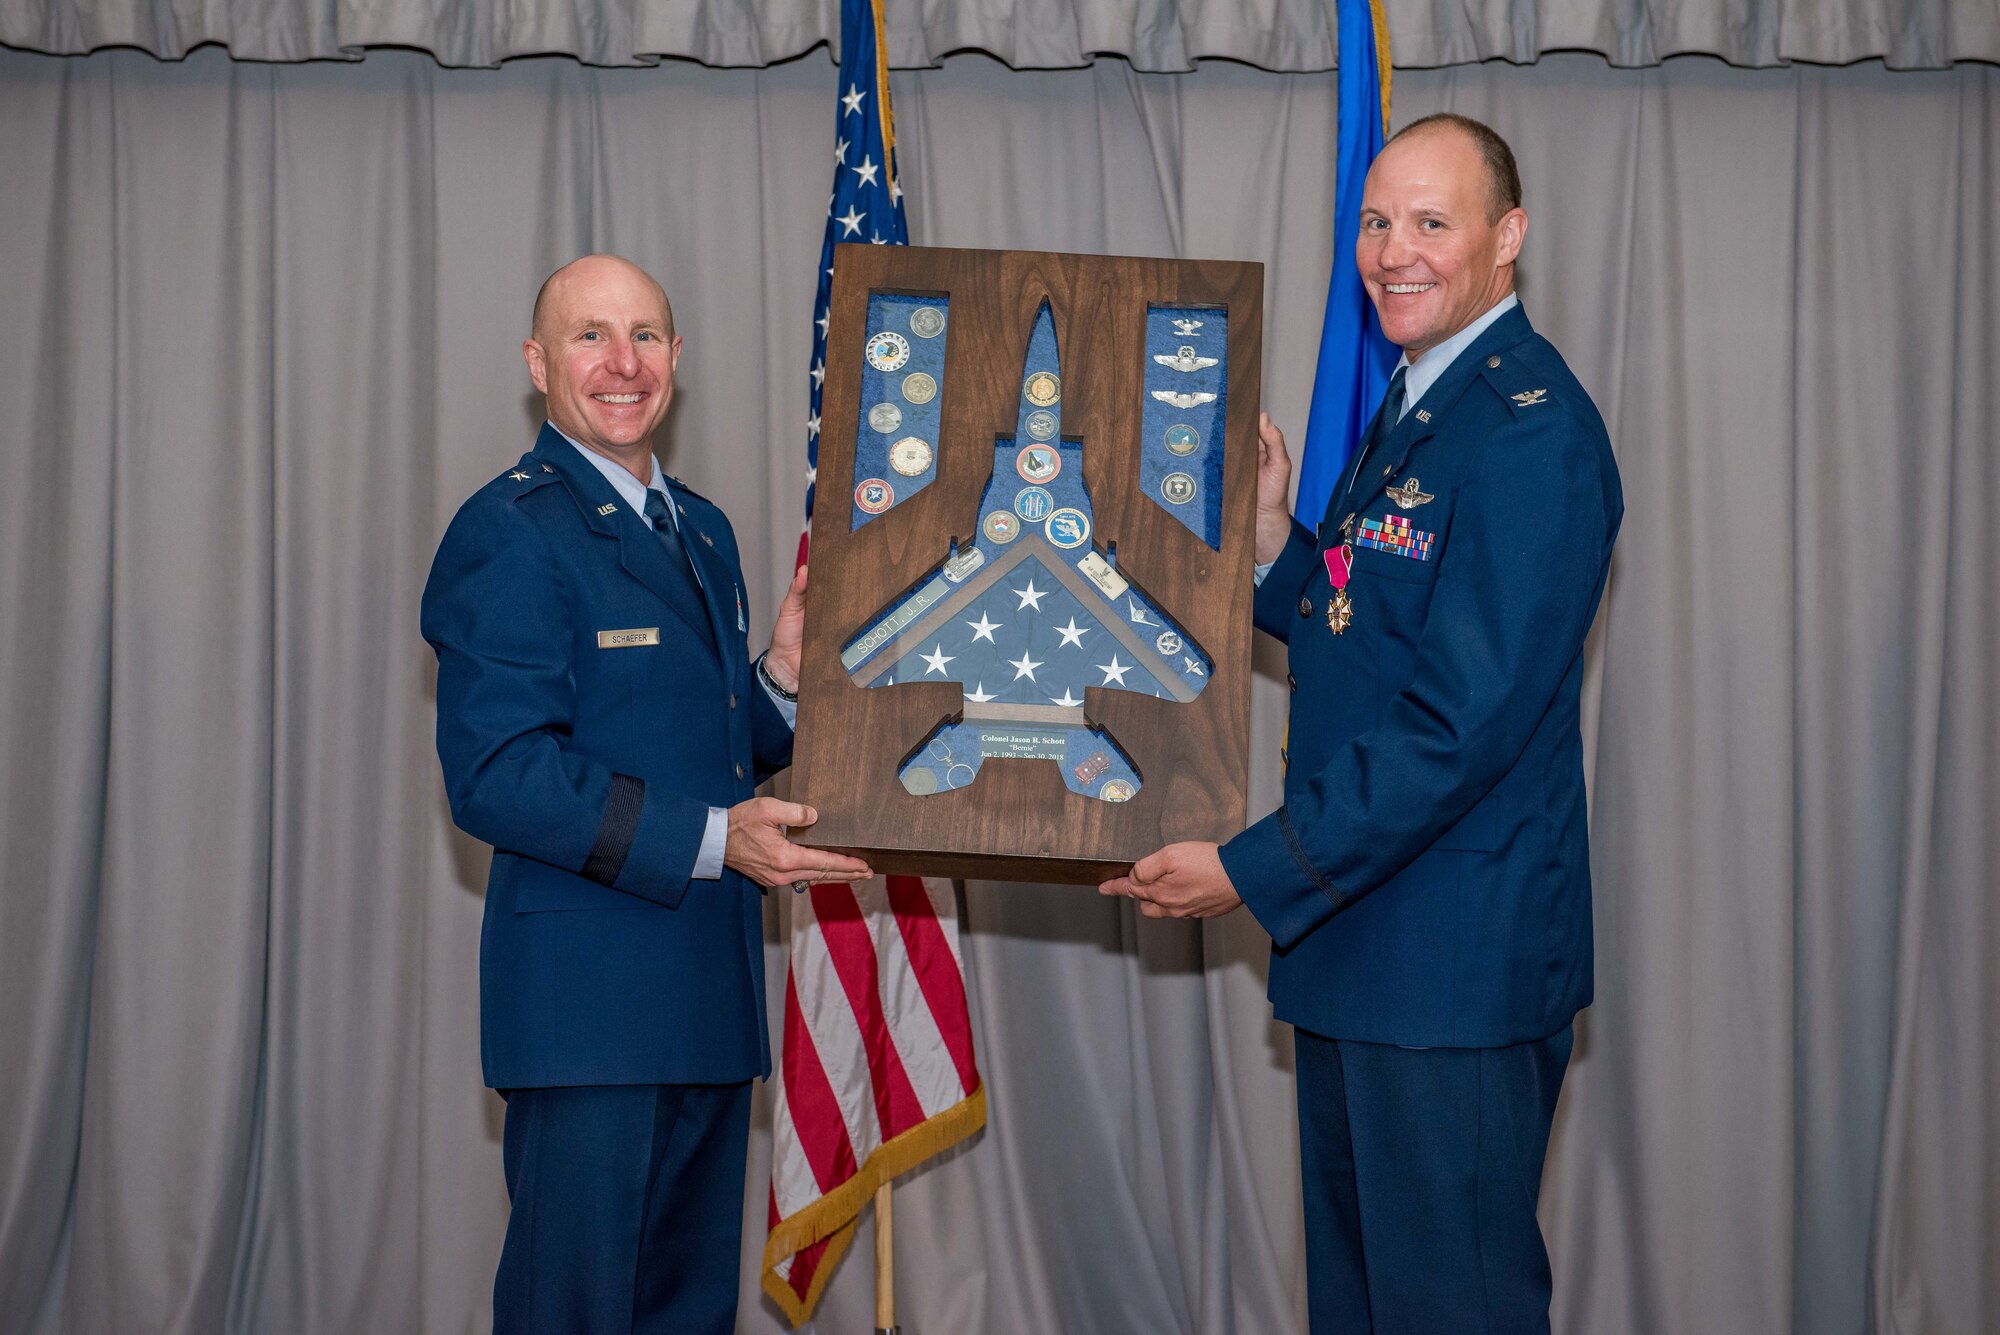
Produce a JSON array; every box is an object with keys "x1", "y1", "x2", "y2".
[
  {"x1": 562, "y1": 430, "x2": 795, "y2": 881},
  {"x1": 1255, "y1": 292, "x2": 1520, "y2": 585}
]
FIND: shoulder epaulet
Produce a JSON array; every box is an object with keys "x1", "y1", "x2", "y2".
[
  {"x1": 1478, "y1": 349, "x2": 1561, "y2": 417},
  {"x1": 495, "y1": 457, "x2": 562, "y2": 498},
  {"x1": 661, "y1": 473, "x2": 712, "y2": 505}
]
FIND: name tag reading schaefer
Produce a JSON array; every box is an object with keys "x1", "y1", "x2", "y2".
[{"x1": 597, "y1": 627, "x2": 661, "y2": 648}]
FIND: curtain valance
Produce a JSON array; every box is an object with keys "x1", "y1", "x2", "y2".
[{"x1": 5, "y1": 0, "x2": 1993, "y2": 71}]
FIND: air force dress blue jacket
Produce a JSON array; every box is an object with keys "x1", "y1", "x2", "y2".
[
  {"x1": 1218, "y1": 305, "x2": 1623, "y2": 1049},
  {"x1": 422, "y1": 424, "x2": 793, "y2": 1089}
]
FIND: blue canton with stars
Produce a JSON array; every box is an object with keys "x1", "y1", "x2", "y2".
[{"x1": 804, "y1": 7, "x2": 906, "y2": 527}]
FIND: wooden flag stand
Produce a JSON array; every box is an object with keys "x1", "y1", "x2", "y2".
[{"x1": 874, "y1": 1180, "x2": 900, "y2": 1334}]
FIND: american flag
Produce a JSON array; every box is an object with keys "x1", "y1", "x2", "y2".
[
  {"x1": 761, "y1": 2, "x2": 985, "y2": 1324},
  {"x1": 796, "y1": 0, "x2": 906, "y2": 562}
]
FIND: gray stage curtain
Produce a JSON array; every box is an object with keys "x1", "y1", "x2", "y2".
[
  {"x1": 6, "y1": 0, "x2": 2000, "y2": 70},
  {"x1": 1, "y1": 42, "x2": 1995, "y2": 1335}
]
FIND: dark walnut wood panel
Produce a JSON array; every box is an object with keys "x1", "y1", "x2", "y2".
[{"x1": 791, "y1": 244, "x2": 1262, "y2": 884}]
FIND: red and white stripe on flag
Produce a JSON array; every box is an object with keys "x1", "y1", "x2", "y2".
[{"x1": 760, "y1": 874, "x2": 984, "y2": 1325}]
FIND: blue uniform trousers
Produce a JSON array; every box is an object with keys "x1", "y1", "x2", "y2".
[
  {"x1": 494, "y1": 1082, "x2": 752, "y2": 1335},
  {"x1": 1295, "y1": 1028, "x2": 1572, "y2": 1335}
]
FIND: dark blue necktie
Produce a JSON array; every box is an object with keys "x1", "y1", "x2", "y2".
[
  {"x1": 1330, "y1": 364, "x2": 1409, "y2": 528},
  {"x1": 642, "y1": 489, "x2": 696, "y2": 586}
]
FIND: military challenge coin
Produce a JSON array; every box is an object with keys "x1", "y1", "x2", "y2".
[
  {"x1": 1045, "y1": 507, "x2": 1090, "y2": 549},
  {"x1": 1023, "y1": 370, "x2": 1061, "y2": 407},
  {"x1": 888, "y1": 436, "x2": 934, "y2": 477},
  {"x1": 1025, "y1": 409, "x2": 1059, "y2": 442},
  {"x1": 1016, "y1": 444, "x2": 1060, "y2": 484},
  {"x1": 909, "y1": 306, "x2": 946, "y2": 338},
  {"x1": 868, "y1": 402, "x2": 903, "y2": 434},
  {"x1": 866, "y1": 331, "x2": 912, "y2": 372},
  {"x1": 982, "y1": 510, "x2": 1021, "y2": 544},
  {"x1": 1014, "y1": 486, "x2": 1054, "y2": 522},
  {"x1": 855, "y1": 478, "x2": 895, "y2": 514},
  {"x1": 901, "y1": 372, "x2": 937, "y2": 405},
  {"x1": 1163, "y1": 424, "x2": 1200, "y2": 455},
  {"x1": 1160, "y1": 472, "x2": 1197, "y2": 506},
  {"x1": 1099, "y1": 779, "x2": 1135, "y2": 802}
]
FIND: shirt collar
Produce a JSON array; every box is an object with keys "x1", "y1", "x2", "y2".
[
  {"x1": 1396, "y1": 292, "x2": 1520, "y2": 418},
  {"x1": 553, "y1": 424, "x2": 672, "y2": 528}
]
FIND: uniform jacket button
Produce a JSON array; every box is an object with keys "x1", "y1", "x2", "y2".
[
  {"x1": 734, "y1": 762, "x2": 746, "y2": 781},
  {"x1": 1298, "y1": 596, "x2": 1314, "y2": 618},
  {"x1": 1287, "y1": 673, "x2": 1297, "y2": 690},
  {"x1": 728, "y1": 692, "x2": 738, "y2": 709}
]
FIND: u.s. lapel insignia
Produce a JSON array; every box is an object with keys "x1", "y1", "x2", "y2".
[
  {"x1": 597, "y1": 502, "x2": 617, "y2": 516},
  {"x1": 541, "y1": 464, "x2": 556, "y2": 473},
  {"x1": 1415, "y1": 409, "x2": 1431, "y2": 423},
  {"x1": 508, "y1": 470, "x2": 531, "y2": 481},
  {"x1": 1512, "y1": 389, "x2": 1549, "y2": 407},
  {"x1": 1385, "y1": 478, "x2": 1435, "y2": 510}
]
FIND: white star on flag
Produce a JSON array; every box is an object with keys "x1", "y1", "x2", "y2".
[
  {"x1": 965, "y1": 682, "x2": 996, "y2": 703},
  {"x1": 1014, "y1": 579, "x2": 1047, "y2": 611},
  {"x1": 966, "y1": 612, "x2": 1001, "y2": 644},
  {"x1": 1097, "y1": 655, "x2": 1131, "y2": 685},
  {"x1": 836, "y1": 205, "x2": 866, "y2": 237},
  {"x1": 807, "y1": 412, "x2": 821, "y2": 438},
  {"x1": 841, "y1": 84, "x2": 866, "y2": 116},
  {"x1": 1052, "y1": 688, "x2": 1083, "y2": 708},
  {"x1": 1008, "y1": 652, "x2": 1043, "y2": 682},
  {"x1": 1055, "y1": 616, "x2": 1089, "y2": 648},
  {"x1": 853, "y1": 155, "x2": 880, "y2": 187},
  {"x1": 921, "y1": 644, "x2": 955, "y2": 676},
  {"x1": 810, "y1": 360, "x2": 825, "y2": 389},
  {"x1": 834, "y1": 136, "x2": 849, "y2": 164}
]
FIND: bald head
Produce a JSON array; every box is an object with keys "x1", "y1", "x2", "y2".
[
  {"x1": 531, "y1": 254, "x2": 675, "y2": 345},
  {"x1": 1386, "y1": 113, "x2": 1522, "y2": 224}
]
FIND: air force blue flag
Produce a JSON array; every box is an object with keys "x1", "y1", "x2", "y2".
[{"x1": 1294, "y1": 0, "x2": 1398, "y2": 524}]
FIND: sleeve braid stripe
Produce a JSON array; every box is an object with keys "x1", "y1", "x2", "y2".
[
  {"x1": 1277, "y1": 806, "x2": 1345, "y2": 907},
  {"x1": 582, "y1": 773, "x2": 646, "y2": 886}
]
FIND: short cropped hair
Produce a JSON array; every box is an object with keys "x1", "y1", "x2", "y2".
[{"x1": 1390, "y1": 113, "x2": 1522, "y2": 223}]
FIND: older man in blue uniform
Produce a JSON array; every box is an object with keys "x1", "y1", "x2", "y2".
[
  {"x1": 1103, "y1": 116, "x2": 1623, "y2": 1331},
  {"x1": 422, "y1": 254, "x2": 870, "y2": 1334}
]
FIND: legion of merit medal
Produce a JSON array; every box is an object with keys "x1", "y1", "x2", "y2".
[{"x1": 1324, "y1": 544, "x2": 1355, "y2": 635}]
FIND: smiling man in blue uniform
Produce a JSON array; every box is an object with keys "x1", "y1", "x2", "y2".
[
  {"x1": 422, "y1": 254, "x2": 871, "y2": 1334},
  {"x1": 1102, "y1": 116, "x2": 1623, "y2": 1332}
]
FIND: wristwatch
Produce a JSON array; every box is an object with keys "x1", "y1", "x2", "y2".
[{"x1": 757, "y1": 653, "x2": 799, "y2": 702}]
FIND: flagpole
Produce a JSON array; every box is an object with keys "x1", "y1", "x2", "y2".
[{"x1": 873, "y1": 1179, "x2": 899, "y2": 1334}]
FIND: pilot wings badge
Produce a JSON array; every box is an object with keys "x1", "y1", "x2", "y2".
[
  {"x1": 1153, "y1": 345, "x2": 1219, "y2": 374},
  {"x1": 1150, "y1": 389, "x2": 1219, "y2": 410},
  {"x1": 1385, "y1": 477, "x2": 1434, "y2": 510}
]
